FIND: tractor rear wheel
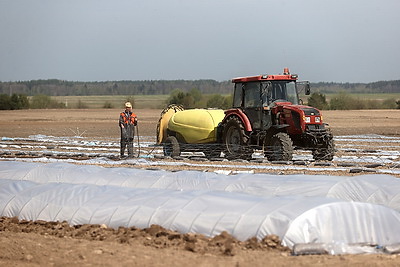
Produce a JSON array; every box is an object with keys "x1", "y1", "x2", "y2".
[
  {"x1": 222, "y1": 116, "x2": 252, "y2": 160},
  {"x1": 265, "y1": 132, "x2": 293, "y2": 161},
  {"x1": 163, "y1": 136, "x2": 180, "y2": 157}
]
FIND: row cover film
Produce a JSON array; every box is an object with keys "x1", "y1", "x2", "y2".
[{"x1": 1, "y1": 161, "x2": 400, "y2": 251}]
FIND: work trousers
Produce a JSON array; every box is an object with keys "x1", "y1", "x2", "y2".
[
  {"x1": 120, "y1": 137, "x2": 134, "y2": 156},
  {"x1": 120, "y1": 125, "x2": 135, "y2": 157}
]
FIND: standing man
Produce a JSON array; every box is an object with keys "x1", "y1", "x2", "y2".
[{"x1": 119, "y1": 102, "x2": 137, "y2": 157}]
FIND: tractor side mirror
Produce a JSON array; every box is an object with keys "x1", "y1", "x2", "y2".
[{"x1": 305, "y1": 82, "x2": 311, "y2": 95}]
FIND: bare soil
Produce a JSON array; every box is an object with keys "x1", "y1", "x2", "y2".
[
  {"x1": 1, "y1": 216, "x2": 399, "y2": 267},
  {"x1": 1, "y1": 108, "x2": 400, "y2": 266},
  {"x1": 322, "y1": 109, "x2": 400, "y2": 137},
  {"x1": 1, "y1": 108, "x2": 399, "y2": 138}
]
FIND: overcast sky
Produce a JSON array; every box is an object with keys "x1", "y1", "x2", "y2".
[{"x1": 1, "y1": 0, "x2": 399, "y2": 83}]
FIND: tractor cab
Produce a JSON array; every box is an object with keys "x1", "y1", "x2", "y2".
[
  {"x1": 231, "y1": 68, "x2": 310, "y2": 131},
  {"x1": 221, "y1": 68, "x2": 333, "y2": 161}
]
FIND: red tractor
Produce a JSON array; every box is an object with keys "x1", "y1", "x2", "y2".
[
  {"x1": 158, "y1": 68, "x2": 334, "y2": 161},
  {"x1": 219, "y1": 68, "x2": 334, "y2": 161}
]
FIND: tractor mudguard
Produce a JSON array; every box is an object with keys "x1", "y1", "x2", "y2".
[{"x1": 222, "y1": 109, "x2": 252, "y2": 132}]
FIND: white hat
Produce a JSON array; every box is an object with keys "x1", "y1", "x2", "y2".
[{"x1": 125, "y1": 102, "x2": 132, "y2": 108}]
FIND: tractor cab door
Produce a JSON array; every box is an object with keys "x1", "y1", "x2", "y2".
[
  {"x1": 261, "y1": 82, "x2": 273, "y2": 130},
  {"x1": 243, "y1": 82, "x2": 263, "y2": 130}
]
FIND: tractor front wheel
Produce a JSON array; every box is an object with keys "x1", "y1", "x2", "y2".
[
  {"x1": 163, "y1": 136, "x2": 180, "y2": 157},
  {"x1": 312, "y1": 136, "x2": 335, "y2": 161},
  {"x1": 265, "y1": 132, "x2": 293, "y2": 161}
]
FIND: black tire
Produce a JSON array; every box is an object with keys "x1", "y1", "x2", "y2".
[
  {"x1": 265, "y1": 132, "x2": 293, "y2": 161},
  {"x1": 163, "y1": 136, "x2": 180, "y2": 157},
  {"x1": 222, "y1": 116, "x2": 252, "y2": 160},
  {"x1": 312, "y1": 137, "x2": 335, "y2": 161}
]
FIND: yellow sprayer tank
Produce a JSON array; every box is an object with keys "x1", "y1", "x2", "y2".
[{"x1": 168, "y1": 109, "x2": 225, "y2": 143}]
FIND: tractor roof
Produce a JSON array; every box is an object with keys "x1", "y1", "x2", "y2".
[{"x1": 232, "y1": 68, "x2": 298, "y2": 83}]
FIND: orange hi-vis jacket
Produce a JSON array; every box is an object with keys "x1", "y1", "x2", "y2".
[{"x1": 119, "y1": 111, "x2": 137, "y2": 126}]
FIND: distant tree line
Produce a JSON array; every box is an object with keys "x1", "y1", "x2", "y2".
[
  {"x1": 1, "y1": 79, "x2": 400, "y2": 97},
  {"x1": 167, "y1": 88, "x2": 232, "y2": 109},
  {"x1": 0, "y1": 94, "x2": 66, "y2": 110},
  {"x1": 0, "y1": 94, "x2": 138, "y2": 110},
  {"x1": 1, "y1": 78, "x2": 400, "y2": 110},
  {"x1": 0, "y1": 80, "x2": 232, "y2": 96},
  {"x1": 312, "y1": 80, "x2": 400, "y2": 94},
  {"x1": 307, "y1": 92, "x2": 400, "y2": 110},
  {"x1": 0, "y1": 94, "x2": 30, "y2": 110},
  {"x1": 1, "y1": 91, "x2": 399, "y2": 110}
]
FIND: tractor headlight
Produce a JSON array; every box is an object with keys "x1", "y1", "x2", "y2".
[
  {"x1": 304, "y1": 116, "x2": 311, "y2": 123},
  {"x1": 315, "y1": 116, "x2": 321, "y2": 123}
]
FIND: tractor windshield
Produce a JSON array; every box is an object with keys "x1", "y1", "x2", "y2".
[
  {"x1": 286, "y1": 82, "x2": 299, "y2": 105},
  {"x1": 262, "y1": 81, "x2": 299, "y2": 106}
]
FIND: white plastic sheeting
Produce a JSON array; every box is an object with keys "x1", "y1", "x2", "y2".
[
  {"x1": 1, "y1": 161, "x2": 400, "y2": 211},
  {"x1": 1, "y1": 161, "x2": 400, "y2": 249}
]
